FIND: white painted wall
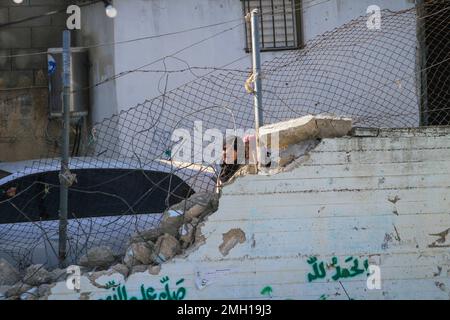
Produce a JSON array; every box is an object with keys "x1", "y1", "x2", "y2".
[
  {"x1": 82, "y1": 0, "x2": 416, "y2": 124},
  {"x1": 79, "y1": 2, "x2": 118, "y2": 123},
  {"x1": 48, "y1": 127, "x2": 450, "y2": 300}
]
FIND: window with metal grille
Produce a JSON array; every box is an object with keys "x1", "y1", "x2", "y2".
[{"x1": 242, "y1": 0, "x2": 303, "y2": 52}]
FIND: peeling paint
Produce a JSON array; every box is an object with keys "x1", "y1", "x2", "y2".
[{"x1": 219, "y1": 229, "x2": 246, "y2": 257}]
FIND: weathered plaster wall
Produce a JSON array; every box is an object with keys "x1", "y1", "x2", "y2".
[
  {"x1": 91, "y1": 0, "x2": 415, "y2": 122},
  {"x1": 0, "y1": 0, "x2": 72, "y2": 161},
  {"x1": 48, "y1": 127, "x2": 450, "y2": 300},
  {"x1": 78, "y1": 1, "x2": 118, "y2": 124}
]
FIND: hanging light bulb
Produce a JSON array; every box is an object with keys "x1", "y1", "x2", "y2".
[
  {"x1": 104, "y1": 1, "x2": 117, "y2": 18},
  {"x1": 13, "y1": 0, "x2": 24, "y2": 4}
]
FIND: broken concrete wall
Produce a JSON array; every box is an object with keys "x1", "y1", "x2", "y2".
[{"x1": 43, "y1": 127, "x2": 450, "y2": 300}]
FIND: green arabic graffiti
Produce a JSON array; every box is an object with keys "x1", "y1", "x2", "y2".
[
  {"x1": 260, "y1": 286, "x2": 273, "y2": 298},
  {"x1": 259, "y1": 286, "x2": 332, "y2": 300},
  {"x1": 307, "y1": 256, "x2": 369, "y2": 282},
  {"x1": 100, "y1": 276, "x2": 186, "y2": 301}
]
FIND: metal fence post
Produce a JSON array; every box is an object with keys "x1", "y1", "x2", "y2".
[
  {"x1": 59, "y1": 30, "x2": 71, "y2": 267},
  {"x1": 250, "y1": 8, "x2": 265, "y2": 170}
]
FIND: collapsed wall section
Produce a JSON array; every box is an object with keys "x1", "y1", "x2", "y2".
[{"x1": 37, "y1": 126, "x2": 450, "y2": 300}]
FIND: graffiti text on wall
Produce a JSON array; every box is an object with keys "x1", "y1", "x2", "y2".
[
  {"x1": 307, "y1": 256, "x2": 369, "y2": 282},
  {"x1": 100, "y1": 276, "x2": 186, "y2": 300}
]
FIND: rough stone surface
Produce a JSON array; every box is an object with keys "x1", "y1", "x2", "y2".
[
  {"x1": 49, "y1": 268, "x2": 66, "y2": 283},
  {"x1": 185, "y1": 193, "x2": 220, "y2": 222},
  {"x1": 159, "y1": 208, "x2": 185, "y2": 237},
  {"x1": 152, "y1": 234, "x2": 181, "y2": 264},
  {"x1": 277, "y1": 139, "x2": 320, "y2": 167},
  {"x1": 79, "y1": 246, "x2": 116, "y2": 268},
  {"x1": 23, "y1": 264, "x2": 52, "y2": 286},
  {"x1": 20, "y1": 287, "x2": 39, "y2": 300},
  {"x1": 0, "y1": 258, "x2": 20, "y2": 286},
  {"x1": 5, "y1": 282, "x2": 32, "y2": 298},
  {"x1": 38, "y1": 284, "x2": 53, "y2": 298},
  {"x1": 148, "y1": 265, "x2": 161, "y2": 275},
  {"x1": 159, "y1": 193, "x2": 219, "y2": 237},
  {"x1": 179, "y1": 218, "x2": 198, "y2": 249},
  {"x1": 124, "y1": 242, "x2": 155, "y2": 267},
  {"x1": 110, "y1": 264, "x2": 129, "y2": 278},
  {"x1": 131, "y1": 265, "x2": 148, "y2": 275},
  {"x1": 259, "y1": 115, "x2": 352, "y2": 150},
  {"x1": 219, "y1": 229, "x2": 246, "y2": 256},
  {"x1": 0, "y1": 285, "x2": 10, "y2": 300},
  {"x1": 130, "y1": 229, "x2": 161, "y2": 244}
]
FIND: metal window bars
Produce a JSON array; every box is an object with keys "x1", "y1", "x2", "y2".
[{"x1": 242, "y1": 0, "x2": 303, "y2": 52}]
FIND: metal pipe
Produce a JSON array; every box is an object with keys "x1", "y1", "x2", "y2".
[
  {"x1": 59, "y1": 30, "x2": 71, "y2": 267},
  {"x1": 250, "y1": 8, "x2": 265, "y2": 170}
]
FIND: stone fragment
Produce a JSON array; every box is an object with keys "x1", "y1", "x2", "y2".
[
  {"x1": 78, "y1": 246, "x2": 116, "y2": 268},
  {"x1": 0, "y1": 259, "x2": 20, "y2": 286},
  {"x1": 23, "y1": 264, "x2": 52, "y2": 286},
  {"x1": 124, "y1": 242, "x2": 155, "y2": 267},
  {"x1": 152, "y1": 234, "x2": 180, "y2": 264}
]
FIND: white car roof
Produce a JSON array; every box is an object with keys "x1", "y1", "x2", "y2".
[{"x1": 0, "y1": 157, "x2": 217, "y2": 192}]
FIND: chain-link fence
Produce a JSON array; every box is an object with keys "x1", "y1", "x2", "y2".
[{"x1": 1, "y1": 1, "x2": 449, "y2": 269}]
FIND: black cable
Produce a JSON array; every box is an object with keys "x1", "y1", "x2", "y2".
[{"x1": 0, "y1": 0, "x2": 102, "y2": 29}]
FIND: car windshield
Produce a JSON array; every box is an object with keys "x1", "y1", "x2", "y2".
[{"x1": 0, "y1": 168, "x2": 194, "y2": 224}]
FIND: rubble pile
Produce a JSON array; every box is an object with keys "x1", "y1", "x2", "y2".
[{"x1": 0, "y1": 192, "x2": 219, "y2": 300}]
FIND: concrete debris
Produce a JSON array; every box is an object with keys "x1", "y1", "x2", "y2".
[
  {"x1": 20, "y1": 287, "x2": 39, "y2": 300},
  {"x1": 131, "y1": 265, "x2": 148, "y2": 275},
  {"x1": 179, "y1": 218, "x2": 199, "y2": 249},
  {"x1": 130, "y1": 229, "x2": 161, "y2": 243},
  {"x1": 1, "y1": 191, "x2": 220, "y2": 291},
  {"x1": 277, "y1": 139, "x2": 320, "y2": 167},
  {"x1": 0, "y1": 285, "x2": 9, "y2": 300},
  {"x1": 219, "y1": 229, "x2": 246, "y2": 257},
  {"x1": 5, "y1": 282, "x2": 32, "y2": 298},
  {"x1": 49, "y1": 268, "x2": 66, "y2": 283},
  {"x1": 79, "y1": 246, "x2": 116, "y2": 269},
  {"x1": 110, "y1": 264, "x2": 129, "y2": 278},
  {"x1": 159, "y1": 192, "x2": 219, "y2": 237},
  {"x1": 37, "y1": 284, "x2": 53, "y2": 298},
  {"x1": 23, "y1": 264, "x2": 52, "y2": 286},
  {"x1": 152, "y1": 234, "x2": 181, "y2": 264},
  {"x1": 160, "y1": 208, "x2": 185, "y2": 237},
  {"x1": 124, "y1": 241, "x2": 155, "y2": 267},
  {"x1": 0, "y1": 258, "x2": 21, "y2": 286},
  {"x1": 185, "y1": 193, "x2": 220, "y2": 222},
  {"x1": 89, "y1": 269, "x2": 120, "y2": 287},
  {"x1": 259, "y1": 115, "x2": 352, "y2": 150},
  {"x1": 80, "y1": 292, "x2": 91, "y2": 300},
  {"x1": 148, "y1": 265, "x2": 161, "y2": 275}
]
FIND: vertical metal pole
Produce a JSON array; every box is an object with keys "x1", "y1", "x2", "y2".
[
  {"x1": 59, "y1": 30, "x2": 71, "y2": 267},
  {"x1": 416, "y1": 0, "x2": 429, "y2": 126},
  {"x1": 250, "y1": 8, "x2": 264, "y2": 169}
]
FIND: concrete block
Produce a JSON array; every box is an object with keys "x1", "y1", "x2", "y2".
[
  {"x1": 9, "y1": 6, "x2": 52, "y2": 27},
  {"x1": 0, "y1": 70, "x2": 33, "y2": 88},
  {"x1": 12, "y1": 48, "x2": 46, "y2": 70},
  {"x1": 260, "y1": 115, "x2": 353, "y2": 150},
  {"x1": 0, "y1": 49, "x2": 11, "y2": 70},
  {"x1": 0, "y1": 7, "x2": 8, "y2": 22},
  {"x1": 34, "y1": 69, "x2": 47, "y2": 86},
  {"x1": 0, "y1": 28, "x2": 31, "y2": 48}
]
